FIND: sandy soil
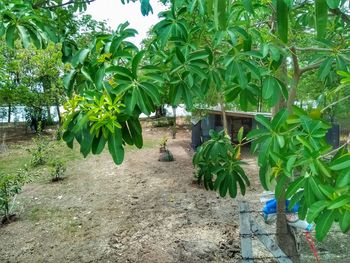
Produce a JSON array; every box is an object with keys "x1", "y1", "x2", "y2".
[
  {"x1": 1, "y1": 127, "x2": 349, "y2": 262},
  {"x1": 0, "y1": 128, "x2": 251, "y2": 262}
]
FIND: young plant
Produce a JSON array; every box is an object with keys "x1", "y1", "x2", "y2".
[
  {"x1": 193, "y1": 130, "x2": 250, "y2": 198},
  {"x1": 28, "y1": 135, "x2": 50, "y2": 167},
  {"x1": 0, "y1": 168, "x2": 30, "y2": 224},
  {"x1": 159, "y1": 136, "x2": 168, "y2": 152},
  {"x1": 50, "y1": 159, "x2": 67, "y2": 182}
]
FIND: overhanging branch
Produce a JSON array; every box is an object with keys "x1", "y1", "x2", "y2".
[
  {"x1": 295, "y1": 47, "x2": 350, "y2": 52},
  {"x1": 299, "y1": 60, "x2": 324, "y2": 76},
  {"x1": 33, "y1": 0, "x2": 97, "y2": 9}
]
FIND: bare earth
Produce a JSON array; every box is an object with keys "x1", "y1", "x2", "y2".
[
  {"x1": 0, "y1": 128, "x2": 252, "y2": 263},
  {"x1": 1, "y1": 127, "x2": 349, "y2": 262}
]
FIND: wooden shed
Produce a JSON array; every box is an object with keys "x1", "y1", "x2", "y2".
[{"x1": 191, "y1": 109, "x2": 271, "y2": 149}]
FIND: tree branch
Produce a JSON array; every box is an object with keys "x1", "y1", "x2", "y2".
[
  {"x1": 34, "y1": 0, "x2": 96, "y2": 9},
  {"x1": 329, "y1": 8, "x2": 350, "y2": 24},
  {"x1": 290, "y1": 47, "x2": 300, "y2": 76},
  {"x1": 321, "y1": 94, "x2": 350, "y2": 113},
  {"x1": 299, "y1": 60, "x2": 324, "y2": 75},
  {"x1": 294, "y1": 47, "x2": 350, "y2": 52}
]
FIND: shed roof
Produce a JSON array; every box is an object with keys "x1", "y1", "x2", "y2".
[{"x1": 204, "y1": 108, "x2": 271, "y2": 119}]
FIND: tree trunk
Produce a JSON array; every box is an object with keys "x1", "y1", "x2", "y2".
[
  {"x1": 220, "y1": 99, "x2": 228, "y2": 135},
  {"x1": 172, "y1": 106, "x2": 177, "y2": 139},
  {"x1": 155, "y1": 106, "x2": 165, "y2": 118},
  {"x1": 275, "y1": 59, "x2": 300, "y2": 262},
  {"x1": 56, "y1": 99, "x2": 61, "y2": 124},
  {"x1": 7, "y1": 104, "x2": 11, "y2": 123},
  {"x1": 276, "y1": 178, "x2": 300, "y2": 263},
  {"x1": 47, "y1": 105, "x2": 52, "y2": 122}
]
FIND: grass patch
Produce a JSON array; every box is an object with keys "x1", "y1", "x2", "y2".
[
  {"x1": 0, "y1": 147, "x2": 31, "y2": 174},
  {"x1": 0, "y1": 137, "x2": 82, "y2": 180},
  {"x1": 125, "y1": 138, "x2": 159, "y2": 151}
]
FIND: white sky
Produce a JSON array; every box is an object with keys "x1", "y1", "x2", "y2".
[{"x1": 86, "y1": 0, "x2": 167, "y2": 46}]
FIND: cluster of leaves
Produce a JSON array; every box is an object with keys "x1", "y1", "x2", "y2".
[
  {"x1": 27, "y1": 132, "x2": 50, "y2": 167},
  {"x1": 0, "y1": 167, "x2": 30, "y2": 222},
  {"x1": 193, "y1": 129, "x2": 250, "y2": 198},
  {"x1": 248, "y1": 106, "x2": 350, "y2": 240},
  {"x1": 50, "y1": 159, "x2": 66, "y2": 181},
  {"x1": 61, "y1": 22, "x2": 165, "y2": 164}
]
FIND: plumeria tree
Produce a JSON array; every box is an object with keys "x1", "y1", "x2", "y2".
[{"x1": 1, "y1": 0, "x2": 350, "y2": 261}]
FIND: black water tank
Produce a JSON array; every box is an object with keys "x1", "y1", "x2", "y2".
[
  {"x1": 191, "y1": 121, "x2": 202, "y2": 150},
  {"x1": 201, "y1": 115, "x2": 216, "y2": 142},
  {"x1": 326, "y1": 123, "x2": 340, "y2": 149}
]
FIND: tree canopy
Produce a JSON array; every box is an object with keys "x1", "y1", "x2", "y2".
[{"x1": 1, "y1": 0, "x2": 350, "y2": 255}]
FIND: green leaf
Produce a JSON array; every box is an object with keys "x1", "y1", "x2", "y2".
[
  {"x1": 108, "y1": 128, "x2": 125, "y2": 165},
  {"x1": 17, "y1": 25, "x2": 30, "y2": 48},
  {"x1": 214, "y1": 0, "x2": 227, "y2": 30},
  {"x1": 175, "y1": 47, "x2": 185, "y2": 63},
  {"x1": 139, "y1": 82, "x2": 160, "y2": 105},
  {"x1": 72, "y1": 49, "x2": 90, "y2": 67},
  {"x1": 271, "y1": 109, "x2": 288, "y2": 131},
  {"x1": 276, "y1": 0, "x2": 288, "y2": 43},
  {"x1": 304, "y1": 177, "x2": 316, "y2": 206},
  {"x1": 307, "y1": 200, "x2": 328, "y2": 223},
  {"x1": 275, "y1": 175, "x2": 288, "y2": 200},
  {"x1": 315, "y1": 0, "x2": 328, "y2": 39},
  {"x1": 5, "y1": 24, "x2": 17, "y2": 48},
  {"x1": 242, "y1": 0, "x2": 254, "y2": 14},
  {"x1": 286, "y1": 156, "x2": 297, "y2": 174},
  {"x1": 262, "y1": 75, "x2": 278, "y2": 100},
  {"x1": 315, "y1": 210, "x2": 335, "y2": 241},
  {"x1": 132, "y1": 50, "x2": 145, "y2": 78},
  {"x1": 330, "y1": 154, "x2": 350, "y2": 170},
  {"x1": 128, "y1": 118, "x2": 143, "y2": 148},
  {"x1": 318, "y1": 57, "x2": 333, "y2": 80},
  {"x1": 80, "y1": 128, "x2": 94, "y2": 158},
  {"x1": 0, "y1": 23, "x2": 5, "y2": 37},
  {"x1": 237, "y1": 127, "x2": 244, "y2": 143},
  {"x1": 92, "y1": 135, "x2": 107, "y2": 155},
  {"x1": 228, "y1": 173, "x2": 238, "y2": 198},
  {"x1": 308, "y1": 176, "x2": 324, "y2": 200},
  {"x1": 255, "y1": 115, "x2": 273, "y2": 131},
  {"x1": 188, "y1": 49, "x2": 208, "y2": 61},
  {"x1": 81, "y1": 66, "x2": 93, "y2": 83},
  {"x1": 106, "y1": 66, "x2": 134, "y2": 80},
  {"x1": 63, "y1": 70, "x2": 77, "y2": 96},
  {"x1": 336, "y1": 170, "x2": 350, "y2": 188},
  {"x1": 328, "y1": 195, "x2": 350, "y2": 209},
  {"x1": 326, "y1": 0, "x2": 340, "y2": 9},
  {"x1": 95, "y1": 65, "x2": 106, "y2": 88},
  {"x1": 340, "y1": 210, "x2": 350, "y2": 232},
  {"x1": 286, "y1": 176, "x2": 305, "y2": 199}
]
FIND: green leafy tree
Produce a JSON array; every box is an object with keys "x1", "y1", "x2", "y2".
[{"x1": 1, "y1": 1, "x2": 350, "y2": 261}]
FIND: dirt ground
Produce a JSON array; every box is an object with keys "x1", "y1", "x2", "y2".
[{"x1": 0, "y1": 126, "x2": 349, "y2": 262}]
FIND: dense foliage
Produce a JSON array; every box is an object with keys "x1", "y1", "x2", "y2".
[{"x1": 1, "y1": 0, "x2": 350, "y2": 249}]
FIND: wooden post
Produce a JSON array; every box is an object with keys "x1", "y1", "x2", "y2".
[
  {"x1": 250, "y1": 221, "x2": 293, "y2": 263},
  {"x1": 239, "y1": 201, "x2": 254, "y2": 263}
]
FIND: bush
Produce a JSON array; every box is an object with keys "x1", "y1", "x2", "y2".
[
  {"x1": 152, "y1": 117, "x2": 174, "y2": 127},
  {"x1": 193, "y1": 130, "x2": 249, "y2": 198},
  {"x1": 0, "y1": 167, "x2": 30, "y2": 223},
  {"x1": 50, "y1": 159, "x2": 66, "y2": 182},
  {"x1": 28, "y1": 135, "x2": 50, "y2": 167}
]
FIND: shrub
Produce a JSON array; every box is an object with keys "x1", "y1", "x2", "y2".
[
  {"x1": 50, "y1": 159, "x2": 67, "y2": 182},
  {"x1": 152, "y1": 117, "x2": 174, "y2": 127},
  {"x1": 193, "y1": 130, "x2": 249, "y2": 198},
  {"x1": 28, "y1": 135, "x2": 50, "y2": 167},
  {"x1": 0, "y1": 168, "x2": 30, "y2": 224}
]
